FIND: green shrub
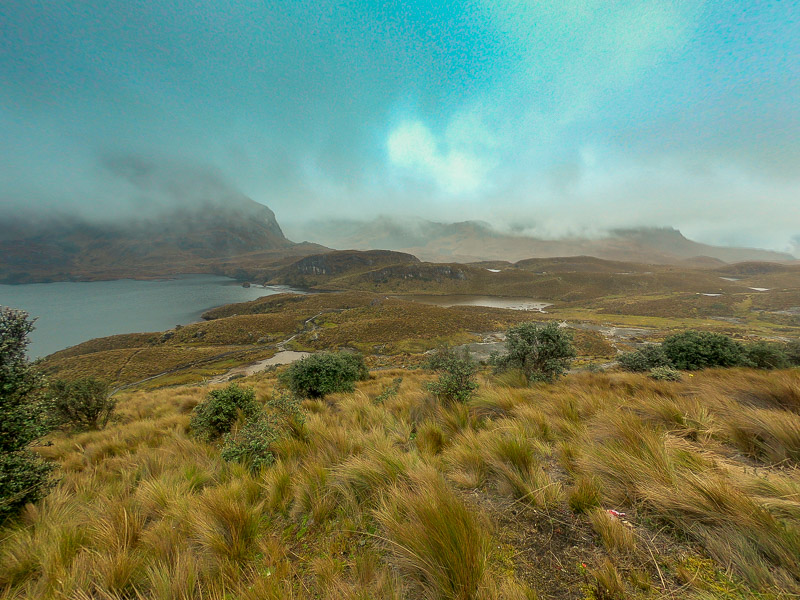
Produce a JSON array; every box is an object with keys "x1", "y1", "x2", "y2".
[
  {"x1": 221, "y1": 392, "x2": 305, "y2": 471},
  {"x1": 221, "y1": 416, "x2": 279, "y2": 471},
  {"x1": 425, "y1": 347, "x2": 478, "y2": 404},
  {"x1": 491, "y1": 322, "x2": 576, "y2": 384},
  {"x1": 785, "y1": 340, "x2": 800, "y2": 366},
  {"x1": 649, "y1": 366, "x2": 681, "y2": 381},
  {"x1": 48, "y1": 377, "x2": 115, "y2": 430},
  {"x1": 618, "y1": 345, "x2": 671, "y2": 372},
  {"x1": 0, "y1": 451, "x2": 54, "y2": 522},
  {"x1": 661, "y1": 331, "x2": 744, "y2": 371},
  {"x1": 190, "y1": 383, "x2": 259, "y2": 441},
  {"x1": 279, "y1": 351, "x2": 368, "y2": 398},
  {"x1": 742, "y1": 342, "x2": 790, "y2": 370},
  {"x1": 0, "y1": 307, "x2": 54, "y2": 522},
  {"x1": 376, "y1": 377, "x2": 403, "y2": 403}
]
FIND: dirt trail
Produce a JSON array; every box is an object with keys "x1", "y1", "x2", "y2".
[
  {"x1": 207, "y1": 311, "x2": 325, "y2": 384},
  {"x1": 207, "y1": 350, "x2": 310, "y2": 383},
  {"x1": 112, "y1": 312, "x2": 326, "y2": 393}
]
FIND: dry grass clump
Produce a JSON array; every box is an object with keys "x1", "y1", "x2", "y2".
[
  {"x1": 568, "y1": 476, "x2": 603, "y2": 513},
  {"x1": 588, "y1": 508, "x2": 637, "y2": 555},
  {"x1": 485, "y1": 426, "x2": 561, "y2": 507},
  {"x1": 727, "y1": 406, "x2": 800, "y2": 464},
  {"x1": 374, "y1": 469, "x2": 491, "y2": 600},
  {"x1": 578, "y1": 410, "x2": 800, "y2": 591},
  {"x1": 589, "y1": 559, "x2": 628, "y2": 600}
]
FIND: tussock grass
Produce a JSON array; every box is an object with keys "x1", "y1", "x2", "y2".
[
  {"x1": 727, "y1": 406, "x2": 800, "y2": 464},
  {"x1": 4, "y1": 365, "x2": 800, "y2": 598},
  {"x1": 589, "y1": 559, "x2": 628, "y2": 600},
  {"x1": 374, "y1": 469, "x2": 491, "y2": 600},
  {"x1": 568, "y1": 476, "x2": 602, "y2": 513},
  {"x1": 588, "y1": 508, "x2": 637, "y2": 555}
]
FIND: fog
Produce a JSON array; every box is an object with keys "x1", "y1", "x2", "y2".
[{"x1": 2, "y1": 1, "x2": 798, "y2": 251}]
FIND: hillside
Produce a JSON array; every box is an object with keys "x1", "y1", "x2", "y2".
[
  {"x1": 268, "y1": 251, "x2": 800, "y2": 314},
  {"x1": 11, "y1": 352, "x2": 800, "y2": 598},
  {"x1": 0, "y1": 197, "x2": 326, "y2": 283},
  {"x1": 291, "y1": 217, "x2": 795, "y2": 265},
  {"x1": 8, "y1": 253, "x2": 800, "y2": 599}
]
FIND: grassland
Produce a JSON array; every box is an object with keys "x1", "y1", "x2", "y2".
[
  {"x1": 4, "y1": 365, "x2": 800, "y2": 598},
  {"x1": 41, "y1": 274, "x2": 799, "y2": 389},
  {"x1": 14, "y1": 252, "x2": 800, "y2": 598}
]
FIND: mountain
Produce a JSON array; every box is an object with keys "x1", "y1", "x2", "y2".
[
  {"x1": 0, "y1": 196, "x2": 325, "y2": 283},
  {"x1": 291, "y1": 217, "x2": 795, "y2": 265}
]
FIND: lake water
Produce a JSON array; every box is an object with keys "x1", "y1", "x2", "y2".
[
  {"x1": 395, "y1": 295, "x2": 551, "y2": 312},
  {"x1": 0, "y1": 275, "x2": 301, "y2": 358}
]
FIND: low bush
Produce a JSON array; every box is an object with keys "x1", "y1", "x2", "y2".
[
  {"x1": 649, "y1": 366, "x2": 681, "y2": 381},
  {"x1": 424, "y1": 347, "x2": 478, "y2": 404},
  {"x1": 618, "y1": 345, "x2": 671, "y2": 372},
  {"x1": 0, "y1": 306, "x2": 54, "y2": 522},
  {"x1": 661, "y1": 331, "x2": 744, "y2": 371},
  {"x1": 279, "y1": 351, "x2": 368, "y2": 398},
  {"x1": 190, "y1": 383, "x2": 259, "y2": 441},
  {"x1": 48, "y1": 377, "x2": 116, "y2": 430},
  {"x1": 0, "y1": 451, "x2": 54, "y2": 523},
  {"x1": 221, "y1": 392, "x2": 305, "y2": 471},
  {"x1": 785, "y1": 340, "x2": 800, "y2": 366},
  {"x1": 375, "y1": 377, "x2": 403, "y2": 403},
  {"x1": 220, "y1": 416, "x2": 279, "y2": 471},
  {"x1": 742, "y1": 341, "x2": 790, "y2": 370},
  {"x1": 491, "y1": 321, "x2": 576, "y2": 384}
]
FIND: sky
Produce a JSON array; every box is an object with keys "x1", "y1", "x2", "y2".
[{"x1": 1, "y1": 1, "x2": 799, "y2": 251}]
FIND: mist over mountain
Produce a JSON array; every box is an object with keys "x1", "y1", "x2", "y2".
[
  {"x1": 0, "y1": 195, "x2": 302, "y2": 284},
  {"x1": 288, "y1": 217, "x2": 795, "y2": 265},
  {"x1": 3, "y1": 3, "x2": 799, "y2": 253}
]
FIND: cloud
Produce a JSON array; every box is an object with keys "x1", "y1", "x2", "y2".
[
  {"x1": 1, "y1": 1, "x2": 798, "y2": 251},
  {"x1": 387, "y1": 120, "x2": 493, "y2": 195}
]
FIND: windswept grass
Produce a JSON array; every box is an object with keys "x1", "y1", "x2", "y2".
[
  {"x1": 3, "y1": 365, "x2": 800, "y2": 598},
  {"x1": 374, "y1": 468, "x2": 491, "y2": 600}
]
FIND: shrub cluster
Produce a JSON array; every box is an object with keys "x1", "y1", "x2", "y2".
[
  {"x1": 0, "y1": 307, "x2": 54, "y2": 522},
  {"x1": 279, "y1": 351, "x2": 368, "y2": 398},
  {"x1": 786, "y1": 340, "x2": 800, "y2": 366},
  {"x1": 190, "y1": 383, "x2": 259, "y2": 441},
  {"x1": 221, "y1": 390, "x2": 305, "y2": 471},
  {"x1": 618, "y1": 344, "x2": 671, "y2": 372},
  {"x1": 424, "y1": 347, "x2": 478, "y2": 404},
  {"x1": 742, "y1": 341, "x2": 791, "y2": 370},
  {"x1": 619, "y1": 331, "x2": 800, "y2": 373},
  {"x1": 191, "y1": 382, "x2": 306, "y2": 471},
  {"x1": 649, "y1": 366, "x2": 681, "y2": 381},
  {"x1": 48, "y1": 377, "x2": 116, "y2": 430},
  {"x1": 662, "y1": 331, "x2": 744, "y2": 370},
  {"x1": 491, "y1": 322, "x2": 576, "y2": 384}
]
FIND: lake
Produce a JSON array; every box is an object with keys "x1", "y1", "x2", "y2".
[
  {"x1": 0, "y1": 275, "x2": 302, "y2": 358},
  {"x1": 394, "y1": 295, "x2": 551, "y2": 312}
]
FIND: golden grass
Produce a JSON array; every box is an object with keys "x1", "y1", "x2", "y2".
[
  {"x1": 4, "y1": 367, "x2": 800, "y2": 598},
  {"x1": 374, "y1": 468, "x2": 491, "y2": 600},
  {"x1": 588, "y1": 508, "x2": 637, "y2": 555}
]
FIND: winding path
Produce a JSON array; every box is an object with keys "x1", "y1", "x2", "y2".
[{"x1": 111, "y1": 312, "x2": 327, "y2": 394}]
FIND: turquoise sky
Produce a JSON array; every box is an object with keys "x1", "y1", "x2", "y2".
[{"x1": 1, "y1": 1, "x2": 798, "y2": 250}]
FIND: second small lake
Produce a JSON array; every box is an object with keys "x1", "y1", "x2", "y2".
[{"x1": 394, "y1": 295, "x2": 551, "y2": 312}]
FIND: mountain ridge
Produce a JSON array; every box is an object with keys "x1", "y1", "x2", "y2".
[
  {"x1": 0, "y1": 196, "x2": 324, "y2": 284},
  {"x1": 290, "y1": 217, "x2": 795, "y2": 265}
]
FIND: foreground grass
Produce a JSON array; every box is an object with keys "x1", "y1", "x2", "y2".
[{"x1": 2, "y1": 368, "x2": 800, "y2": 598}]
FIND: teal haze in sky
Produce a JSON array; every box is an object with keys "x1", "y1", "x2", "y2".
[{"x1": 1, "y1": 1, "x2": 799, "y2": 251}]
